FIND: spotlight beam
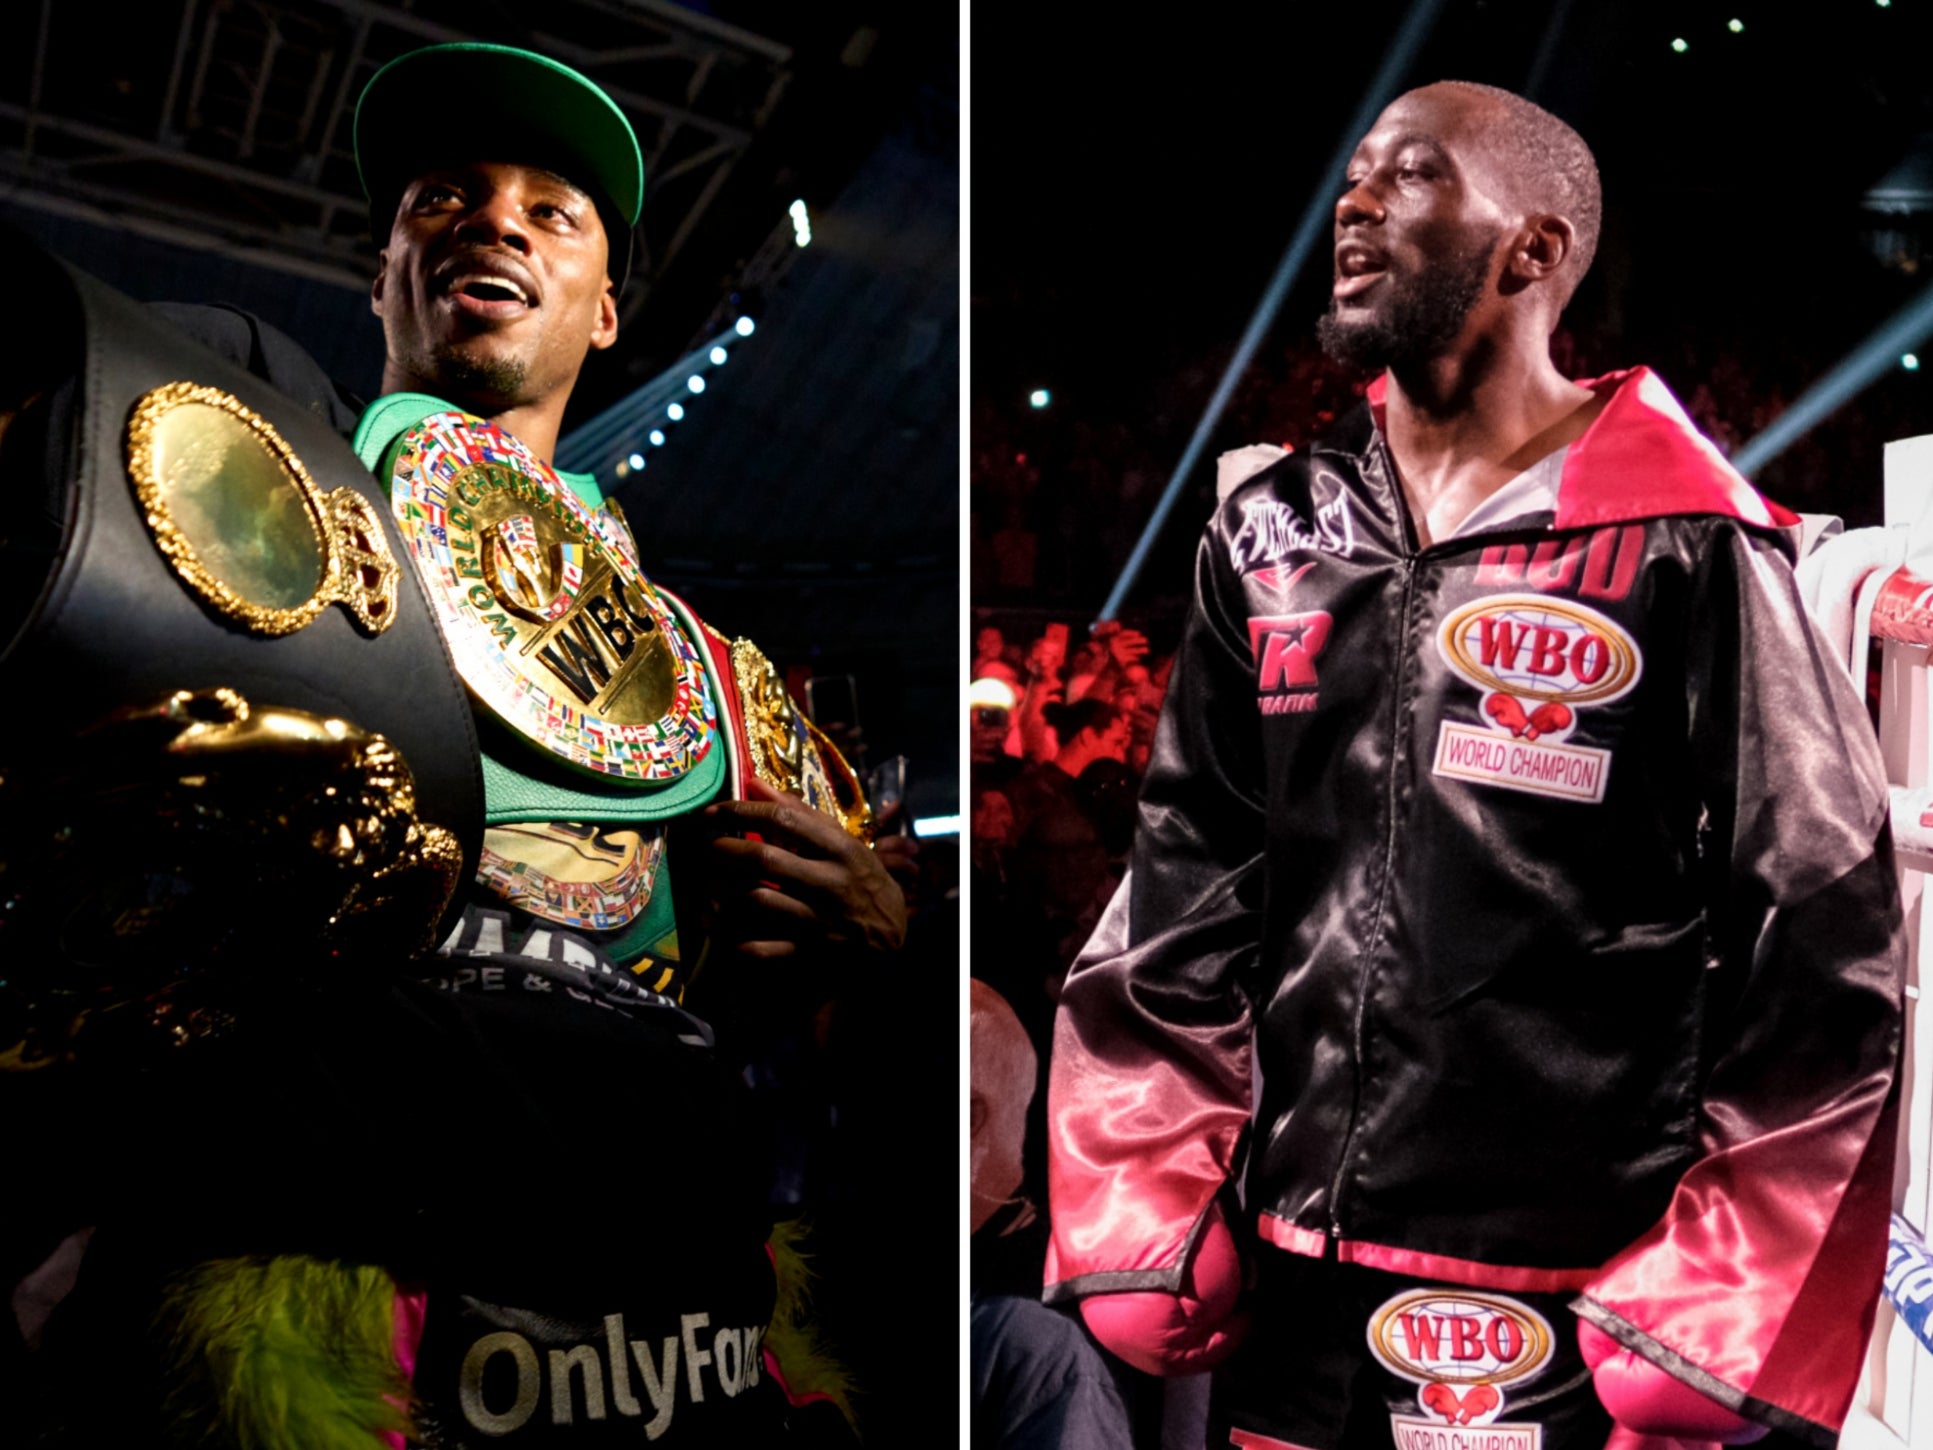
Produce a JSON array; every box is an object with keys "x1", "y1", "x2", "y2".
[
  {"x1": 1731, "y1": 278, "x2": 1933, "y2": 479},
  {"x1": 1096, "y1": 0, "x2": 1450, "y2": 623}
]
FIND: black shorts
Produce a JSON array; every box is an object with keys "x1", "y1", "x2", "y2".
[{"x1": 1212, "y1": 1252, "x2": 1610, "y2": 1450}]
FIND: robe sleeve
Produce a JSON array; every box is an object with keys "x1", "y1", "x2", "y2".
[
  {"x1": 1576, "y1": 523, "x2": 1906, "y2": 1448},
  {"x1": 1044, "y1": 506, "x2": 1267, "y2": 1303}
]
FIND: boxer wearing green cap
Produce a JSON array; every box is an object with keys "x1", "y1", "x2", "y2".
[
  {"x1": 344, "y1": 40, "x2": 905, "y2": 1026},
  {"x1": 7, "y1": 41, "x2": 897, "y2": 1450},
  {"x1": 358, "y1": 43, "x2": 636, "y2": 470},
  {"x1": 341, "y1": 45, "x2": 905, "y2": 1446}
]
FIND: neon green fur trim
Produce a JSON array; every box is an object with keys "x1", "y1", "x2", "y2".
[
  {"x1": 764, "y1": 1219, "x2": 858, "y2": 1435},
  {"x1": 152, "y1": 1255, "x2": 409, "y2": 1450}
]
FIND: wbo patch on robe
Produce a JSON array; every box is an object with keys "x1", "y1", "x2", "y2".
[{"x1": 1432, "y1": 594, "x2": 1642, "y2": 804}]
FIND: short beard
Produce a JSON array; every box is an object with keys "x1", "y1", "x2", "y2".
[
  {"x1": 412, "y1": 345, "x2": 529, "y2": 410},
  {"x1": 1317, "y1": 244, "x2": 1491, "y2": 374}
]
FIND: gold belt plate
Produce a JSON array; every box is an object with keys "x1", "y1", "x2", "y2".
[
  {"x1": 731, "y1": 637, "x2": 875, "y2": 842},
  {"x1": 476, "y1": 821, "x2": 664, "y2": 930},
  {"x1": 387, "y1": 413, "x2": 715, "y2": 783},
  {"x1": 125, "y1": 382, "x2": 399, "y2": 637}
]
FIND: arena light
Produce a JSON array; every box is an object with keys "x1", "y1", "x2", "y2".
[
  {"x1": 1908, "y1": 354, "x2": 1922, "y2": 371},
  {"x1": 968, "y1": 676, "x2": 1019, "y2": 710},
  {"x1": 614, "y1": 460, "x2": 631, "y2": 479},
  {"x1": 913, "y1": 814, "x2": 961, "y2": 839},
  {"x1": 1671, "y1": 37, "x2": 1688, "y2": 52},
  {"x1": 1728, "y1": 18, "x2": 1743, "y2": 32},
  {"x1": 1734, "y1": 279, "x2": 1933, "y2": 477},
  {"x1": 1099, "y1": 0, "x2": 1449, "y2": 622},
  {"x1": 1030, "y1": 389, "x2": 1051, "y2": 409},
  {"x1": 735, "y1": 316, "x2": 756, "y2": 337},
  {"x1": 790, "y1": 199, "x2": 812, "y2": 248},
  {"x1": 558, "y1": 326, "x2": 759, "y2": 481}
]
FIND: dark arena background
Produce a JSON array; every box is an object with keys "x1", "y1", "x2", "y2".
[
  {"x1": 974, "y1": 0, "x2": 1933, "y2": 625},
  {"x1": 0, "y1": 3, "x2": 956, "y2": 1445},
  {"x1": 971, "y1": 4, "x2": 1933, "y2": 1447}
]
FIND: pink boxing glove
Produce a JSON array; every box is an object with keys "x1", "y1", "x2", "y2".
[
  {"x1": 1578, "y1": 1320, "x2": 1767, "y2": 1444},
  {"x1": 1078, "y1": 1204, "x2": 1250, "y2": 1376}
]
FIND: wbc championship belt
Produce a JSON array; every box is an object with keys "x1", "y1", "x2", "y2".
[
  {"x1": 0, "y1": 245, "x2": 483, "y2": 1065},
  {"x1": 384, "y1": 410, "x2": 717, "y2": 786}
]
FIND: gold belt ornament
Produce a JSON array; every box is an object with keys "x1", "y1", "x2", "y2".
[
  {"x1": 0, "y1": 688, "x2": 462, "y2": 1069},
  {"x1": 125, "y1": 382, "x2": 400, "y2": 636},
  {"x1": 387, "y1": 413, "x2": 716, "y2": 784},
  {"x1": 476, "y1": 821, "x2": 665, "y2": 930},
  {"x1": 730, "y1": 637, "x2": 875, "y2": 843}
]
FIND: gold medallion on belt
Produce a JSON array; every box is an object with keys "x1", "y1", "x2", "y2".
[{"x1": 730, "y1": 638, "x2": 875, "y2": 842}]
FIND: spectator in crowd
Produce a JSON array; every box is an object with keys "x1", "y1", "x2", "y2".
[{"x1": 971, "y1": 980, "x2": 1133, "y2": 1450}]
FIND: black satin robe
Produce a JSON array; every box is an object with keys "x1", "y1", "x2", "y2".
[{"x1": 1046, "y1": 369, "x2": 1904, "y2": 1447}]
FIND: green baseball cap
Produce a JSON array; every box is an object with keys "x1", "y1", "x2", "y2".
[{"x1": 354, "y1": 43, "x2": 644, "y2": 281}]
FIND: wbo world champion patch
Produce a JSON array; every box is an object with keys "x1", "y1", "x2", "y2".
[
  {"x1": 387, "y1": 412, "x2": 715, "y2": 784},
  {"x1": 1432, "y1": 593, "x2": 1642, "y2": 804},
  {"x1": 1366, "y1": 1288, "x2": 1555, "y2": 1450}
]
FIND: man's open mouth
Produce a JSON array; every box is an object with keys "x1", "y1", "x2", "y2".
[
  {"x1": 1334, "y1": 243, "x2": 1387, "y2": 300},
  {"x1": 448, "y1": 274, "x2": 532, "y2": 306}
]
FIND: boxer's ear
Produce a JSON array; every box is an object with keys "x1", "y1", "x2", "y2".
[{"x1": 1510, "y1": 214, "x2": 1576, "y2": 287}]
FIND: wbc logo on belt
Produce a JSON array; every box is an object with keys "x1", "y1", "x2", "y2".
[
  {"x1": 388, "y1": 412, "x2": 715, "y2": 783},
  {"x1": 486, "y1": 514, "x2": 585, "y2": 622},
  {"x1": 1432, "y1": 594, "x2": 1642, "y2": 805}
]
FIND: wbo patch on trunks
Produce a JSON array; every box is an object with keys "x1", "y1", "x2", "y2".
[
  {"x1": 1385, "y1": 1413, "x2": 1541, "y2": 1450},
  {"x1": 1367, "y1": 1287, "x2": 1554, "y2": 1445},
  {"x1": 1432, "y1": 594, "x2": 1642, "y2": 803}
]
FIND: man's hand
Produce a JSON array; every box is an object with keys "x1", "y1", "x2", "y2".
[
  {"x1": 1099, "y1": 623, "x2": 1150, "y2": 670},
  {"x1": 705, "y1": 777, "x2": 908, "y2": 964},
  {"x1": 870, "y1": 803, "x2": 922, "y2": 912},
  {"x1": 1024, "y1": 635, "x2": 1064, "y2": 679}
]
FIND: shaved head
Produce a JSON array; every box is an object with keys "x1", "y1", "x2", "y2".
[
  {"x1": 1434, "y1": 81, "x2": 1601, "y2": 303},
  {"x1": 971, "y1": 979, "x2": 1037, "y2": 1232}
]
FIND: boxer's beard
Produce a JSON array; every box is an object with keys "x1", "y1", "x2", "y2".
[
  {"x1": 1317, "y1": 242, "x2": 1491, "y2": 374},
  {"x1": 422, "y1": 348, "x2": 528, "y2": 408}
]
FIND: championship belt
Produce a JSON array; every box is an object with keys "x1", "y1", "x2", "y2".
[
  {"x1": 0, "y1": 239, "x2": 482, "y2": 1066},
  {"x1": 730, "y1": 637, "x2": 875, "y2": 843},
  {"x1": 362, "y1": 399, "x2": 724, "y2": 827}
]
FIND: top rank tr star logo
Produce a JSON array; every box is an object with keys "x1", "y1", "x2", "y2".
[{"x1": 1248, "y1": 612, "x2": 1333, "y2": 714}]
